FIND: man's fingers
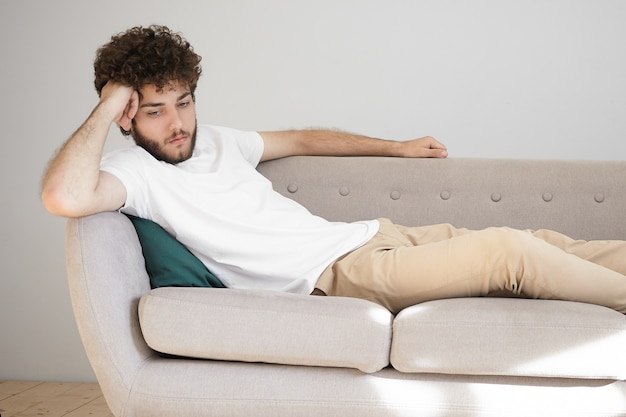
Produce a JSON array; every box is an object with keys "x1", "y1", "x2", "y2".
[{"x1": 422, "y1": 147, "x2": 448, "y2": 158}]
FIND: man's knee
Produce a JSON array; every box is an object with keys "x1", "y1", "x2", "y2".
[{"x1": 480, "y1": 227, "x2": 535, "y2": 256}]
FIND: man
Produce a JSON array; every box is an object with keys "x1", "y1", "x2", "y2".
[{"x1": 42, "y1": 25, "x2": 626, "y2": 315}]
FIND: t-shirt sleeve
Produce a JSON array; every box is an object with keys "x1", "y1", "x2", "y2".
[
  {"x1": 100, "y1": 148, "x2": 149, "y2": 217},
  {"x1": 230, "y1": 128, "x2": 264, "y2": 167}
]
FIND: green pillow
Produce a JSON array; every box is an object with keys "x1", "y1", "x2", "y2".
[{"x1": 125, "y1": 215, "x2": 225, "y2": 289}]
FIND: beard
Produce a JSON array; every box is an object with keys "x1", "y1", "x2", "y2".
[{"x1": 131, "y1": 120, "x2": 198, "y2": 164}]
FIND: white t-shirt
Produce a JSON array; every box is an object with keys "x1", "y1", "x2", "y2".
[{"x1": 101, "y1": 124, "x2": 379, "y2": 294}]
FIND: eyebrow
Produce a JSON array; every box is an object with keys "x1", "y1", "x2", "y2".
[{"x1": 140, "y1": 91, "x2": 193, "y2": 108}]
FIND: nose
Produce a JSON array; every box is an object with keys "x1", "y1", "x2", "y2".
[{"x1": 169, "y1": 110, "x2": 183, "y2": 131}]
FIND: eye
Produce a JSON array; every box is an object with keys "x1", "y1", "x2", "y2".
[
  {"x1": 147, "y1": 110, "x2": 161, "y2": 117},
  {"x1": 178, "y1": 101, "x2": 191, "y2": 108}
]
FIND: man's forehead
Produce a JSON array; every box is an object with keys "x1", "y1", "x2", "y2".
[{"x1": 138, "y1": 81, "x2": 190, "y2": 100}]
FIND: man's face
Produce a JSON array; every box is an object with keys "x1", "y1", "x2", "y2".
[{"x1": 131, "y1": 81, "x2": 197, "y2": 164}]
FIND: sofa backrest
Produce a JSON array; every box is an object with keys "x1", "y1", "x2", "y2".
[{"x1": 258, "y1": 156, "x2": 626, "y2": 240}]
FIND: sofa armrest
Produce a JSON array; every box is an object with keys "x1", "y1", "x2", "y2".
[{"x1": 66, "y1": 212, "x2": 154, "y2": 416}]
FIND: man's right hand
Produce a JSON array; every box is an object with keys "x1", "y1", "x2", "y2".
[{"x1": 99, "y1": 82, "x2": 139, "y2": 132}]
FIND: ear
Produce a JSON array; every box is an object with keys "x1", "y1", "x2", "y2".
[{"x1": 118, "y1": 125, "x2": 132, "y2": 136}]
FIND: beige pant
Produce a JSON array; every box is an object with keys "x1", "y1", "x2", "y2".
[{"x1": 316, "y1": 219, "x2": 626, "y2": 314}]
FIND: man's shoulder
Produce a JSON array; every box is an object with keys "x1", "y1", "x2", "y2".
[
  {"x1": 197, "y1": 124, "x2": 262, "y2": 150},
  {"x1": 196, "y1": 124, "x2": 263, "y2": 167},
  {"x1": 102, "y1": 143, "x2": 146, "y2": 163},
  {"x1": 197, "y1": 124, "x2": 257, "y2": 138}
]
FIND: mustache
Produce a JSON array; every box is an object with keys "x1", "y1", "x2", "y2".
[{"x1": 167, "y1": 130, "x2": 191, "y2": 142}]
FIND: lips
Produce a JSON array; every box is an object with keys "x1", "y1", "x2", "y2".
[{"x1": 168, "y1": 134, "x2": 188, "y2": 146}]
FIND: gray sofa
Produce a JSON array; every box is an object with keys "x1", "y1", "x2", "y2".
[{"x1": 66, "y1": 156, "x2": 626, "y2": 417}]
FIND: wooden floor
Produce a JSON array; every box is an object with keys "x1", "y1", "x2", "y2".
[{"x1": 0, "y1": 381, "x2": 113, "y2": 417}]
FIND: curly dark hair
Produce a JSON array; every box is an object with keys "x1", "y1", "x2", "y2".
[{"x1": 93, "y1": 25, "x2": 202, "y2": 96}]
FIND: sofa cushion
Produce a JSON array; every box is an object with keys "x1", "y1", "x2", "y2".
[
  {"x1": 126, "y1": 215, "x2": 225, "y2": 289},
  {"x1": 139, "y1": 287, "x2": 393, "y2": 373},
  {"x1": 390, "y1": 298, "x2": 626, "y2": 379}
]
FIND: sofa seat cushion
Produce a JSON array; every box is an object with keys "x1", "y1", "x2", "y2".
[
  {"x1": 139, "y1": 287, "x2": 393, "y2": 373},
  {"x1": 390, "y1": 298, "x2": 626, "y2": 379}
]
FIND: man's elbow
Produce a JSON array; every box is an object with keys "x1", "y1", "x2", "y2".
[
  {"x1": 41, "y1": 189, "x2": 71, "y2": 217},
  {"x1": 41, "y1": 187, "x2": 86, "y2": 218}
]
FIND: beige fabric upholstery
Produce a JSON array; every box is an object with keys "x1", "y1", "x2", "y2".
[
  {"x1": 139, "y1": 287, "x2": 393, "y2": 373},
  {"x1": 391, "y1": 298, "x2": 626, "y2": 379},
  {"x1": 65, "y1": 157, "x2": 626, "y2": 417},
  {"x1": 258, "y1": 157, "x2": 626, "y2": 240}
]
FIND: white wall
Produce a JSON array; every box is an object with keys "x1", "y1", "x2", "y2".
[{"x1": 1, "y1": 0, "x2": 624, "y2": 382}]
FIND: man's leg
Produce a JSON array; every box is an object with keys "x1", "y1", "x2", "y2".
[
  {"x1": 531, "y1": 229, "x2": 626, "y2": 275},
  {"x1": 324, "y1": 220, "x2": 626, "y2": 314},
  {"x1": 394, "y1": 223, "x2": 626, "y2": 274}
]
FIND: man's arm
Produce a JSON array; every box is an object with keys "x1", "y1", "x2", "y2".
[
  {"x1": 258, "y1": 129, "x2": 448, "y2": 162},
  {"x1": 41, "y1": 82, "x2": 136, "y2": 217}
]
